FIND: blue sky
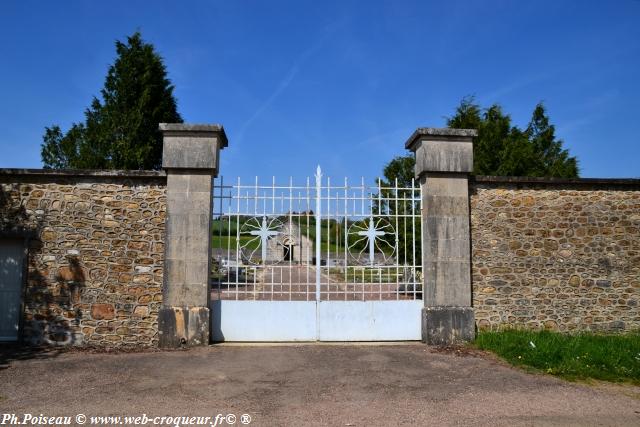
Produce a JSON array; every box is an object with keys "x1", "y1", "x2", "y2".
[{"x1": 1, "y1": 0, "x2": 639, "y2": 183}]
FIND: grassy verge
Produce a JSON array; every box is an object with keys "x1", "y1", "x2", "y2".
[{"x1": 474, "y1": 330, "x2": 640, "y2": 385}]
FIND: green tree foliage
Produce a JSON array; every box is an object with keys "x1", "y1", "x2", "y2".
[
  {"x1": 446, "y1": 97, "x2": 579, "y2": 177},
  {"x1": 379, "y1": 98, "x2": 579, "y2": 265},
  {"x1": 41, "y1": 32, "x2": 182, "y2": 170},
  {"x1": 382, "y1": 98, "x2": 579, "y2": 181},
  {"x1": 381, "y1": 155, "x2": 415, "y2": 188}
]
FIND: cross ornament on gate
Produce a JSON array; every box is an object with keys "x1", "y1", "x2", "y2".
[
  {"x1": 249, "y1": 216, "x2": 280, "y2": 261},
  {"x1": 357, "y1": 217, "x2": 387, "y2": 265}
]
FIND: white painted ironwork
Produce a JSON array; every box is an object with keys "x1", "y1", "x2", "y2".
[
  {"x1": 315, "y1": 166, "x2": 322, "y2": 303},
  {"x1": 242, "y1": 216, "x2": 281, "y2": 263},
  {"x1": 210, "y1": 169, "x2": 423, "y2": 341},
  {"x1": 349, "y1": 217, "x2": 395, "y2": 265}
]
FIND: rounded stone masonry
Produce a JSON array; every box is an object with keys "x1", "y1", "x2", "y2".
[
  {"x1": 470, "y1": 177, "x2": 640, "y2": 333},
  {"x1": 0, "y1": 169, "x2": 167, "y2": 347}
]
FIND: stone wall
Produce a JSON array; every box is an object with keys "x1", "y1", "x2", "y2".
[
  {"x1": 0, "y1": 169, "x2": 166, "y2": 347},
  {"x1": 470, "y1": 177, "x2": 640, "y2": 332},
  {"x1": 3, "y1": 166, "x2": 639, "y2": 345}
]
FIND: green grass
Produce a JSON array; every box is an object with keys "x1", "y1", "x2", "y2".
[
  {"x1": 298, "y1": 223, "x2": 345, "y2": 253},
  {"x1": 211, "y1": 235, "x2": 259, "y2": 250},
  {"x1": 474, "y1": 330, "x2": 640, "y2": 385}
]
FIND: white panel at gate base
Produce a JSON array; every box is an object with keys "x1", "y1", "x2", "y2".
[
  {"x1": 211, "y1": 300, "x2": 317, "y2": 342},
  {"x1": 318, "y1": 300, "x2": 423, "y2": 341}
]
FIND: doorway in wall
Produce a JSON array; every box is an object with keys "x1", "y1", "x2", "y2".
[{"x1": 0, "y1": 239, "x2": 24, "y2": 342}]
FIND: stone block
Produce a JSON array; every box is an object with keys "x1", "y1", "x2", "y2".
[
  {"x1": 160, "y1": 123, "x2": 227, "y2": 172},
  {"x1": 164, "y1": 281, "x2": 208, "y2": 307},
  {"x1": 423, "y1": 194, "x2": 469, "y2": 216},
  {"x1": 408, "y1": 132, "x2": 475, "y2": 175},
  {"x1": 166, "y1": 191, "x2": 188, "y2": 209},
  {"x1": 158, "y1": 306, "x2": 210, "y2": 348},
  {"x1": 164, "y1": 259, "x2": 186, "y2": 287},
  {"x1": 184, "y1": 261, "x2": 209, "y2": 285},
  {"x1": 415, "y1": 140, "x2": 473, "y2": 175},
  {"x1": 424, "y1": 239, "x2": 470, "y2": 262},
  {"x1": 422, "y1": 306, "x2": 475, "y2": 345},
  {"x1": 91, "y1": 303, "x2": 115, "y2": 320},
  {"x1": 166, "y1": 171, "x2": 212, "y2": 193},
  {"x1": 166, "y1": 173, "x2": 191, "y2": 192},
  {"x1": 165, "y1": 213, "x2": 187, "y2": 242},
  {"x1": 186, "y1": 172, "x2": 214, "y2": 193},
  {"x1": 423, "y1": 260, "x2": 471, "y2": 306},
  {"x1": 422, "y1": 173, "x2": 470, "y2": 197},
  {"x1": 422, "y1": 216, "x2": 470, "y2": 241},
  {"x1": 164, "y1": 234, "x2": 186, "y2": 260}
]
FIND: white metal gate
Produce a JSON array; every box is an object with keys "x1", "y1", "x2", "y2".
[{"x1": 210, "y1": 167, "x2": 423, "y2": 341}]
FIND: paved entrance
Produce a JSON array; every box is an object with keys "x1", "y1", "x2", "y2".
[{"x1": 1, "y1": 345, "x2": 639, "y2": 426}]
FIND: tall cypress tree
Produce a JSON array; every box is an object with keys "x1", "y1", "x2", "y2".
[
  {"x1": 444, "y1": 97, "x2": 579, "y2": 178},
  {"x1": 382, "y1": 98, "x2": 579, "y2": 182},
  {"x1": 379, "y1": 99, "x2": 578, "y2": 265},
  {"x1": 41, "y1": 32, "x2": 182, "y2": 170},
  {"x1": 525, "y1": 103, "x2": 579, "y2": 177}
]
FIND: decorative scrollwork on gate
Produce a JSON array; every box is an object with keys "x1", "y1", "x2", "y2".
[
  {"x1": 347, "y1": 216, "x2": 396, "y2": 265},
  {"x1": 239, "y1": 216, "x2": 293, "y2": 265}
]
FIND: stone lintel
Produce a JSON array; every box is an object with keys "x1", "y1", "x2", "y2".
[
  {"x1": 405, "y1": 128, "x2": 476, "y2": 176},
  {"x1": 160, "y1": 123, "x2": 228, "y2": 172},
  {"x1": 422, "y1": 306, "x2": 475, "y2": 345}
]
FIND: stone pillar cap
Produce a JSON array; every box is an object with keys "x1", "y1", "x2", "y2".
[
  {"x1": 161, "y1": 123, "x2": 228, "y2": 171},
  {"x1": 159, "y1": 123, "x2": 228, "y2": 148},
  {"x1": 405, "y1": 128, "x2": 477, "y2": 151},
  {"x1": 406, "y1": 127, "x2": 477, "y2": 175}
]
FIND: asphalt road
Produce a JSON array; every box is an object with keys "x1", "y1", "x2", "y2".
[{"x1": 1, "y1": 344, "x2": 639, "y2": 426}]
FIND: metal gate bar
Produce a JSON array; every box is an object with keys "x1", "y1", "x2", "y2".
[{"x1": 316, "y1": 169, "x2": 422, "y2": 301}]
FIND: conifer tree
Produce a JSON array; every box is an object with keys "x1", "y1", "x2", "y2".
[
  {"x1": 380, "y1": 98, "x2": 579, "y2": 263},
  {"x1": 41, "y1": 32, "x2": 182, "y2": 170},
  {"x1": 382, "y1": 97, "x2": 579, "y2": 182}
]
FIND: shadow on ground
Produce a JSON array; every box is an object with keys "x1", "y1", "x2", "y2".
[{"x1": 0, "y1": 344, "x2": 65, "y2": 369}]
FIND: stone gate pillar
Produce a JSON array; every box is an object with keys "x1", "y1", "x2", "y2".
[
  {"x1": 405, "y1": 128, "x2": 477, "y2": 345},
  {"x1": 158, "y1": 123, "x2": 227, "y2": 348}
]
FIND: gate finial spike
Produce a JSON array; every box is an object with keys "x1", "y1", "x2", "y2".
[{"x1": 316, "y1": 165, "x2": 322, "y2": 178}]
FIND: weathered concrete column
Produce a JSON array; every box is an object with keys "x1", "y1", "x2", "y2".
[
  {"x1": 405, "y1": 128, "x2": 477, "y2": 345},
  {"x1": 158, "y1": 123, "x2": 227, "y2": 348}
]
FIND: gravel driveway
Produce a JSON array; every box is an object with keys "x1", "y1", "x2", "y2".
[{"x1": 1, "y1": 344, "x2": 639, "y2": 426}]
